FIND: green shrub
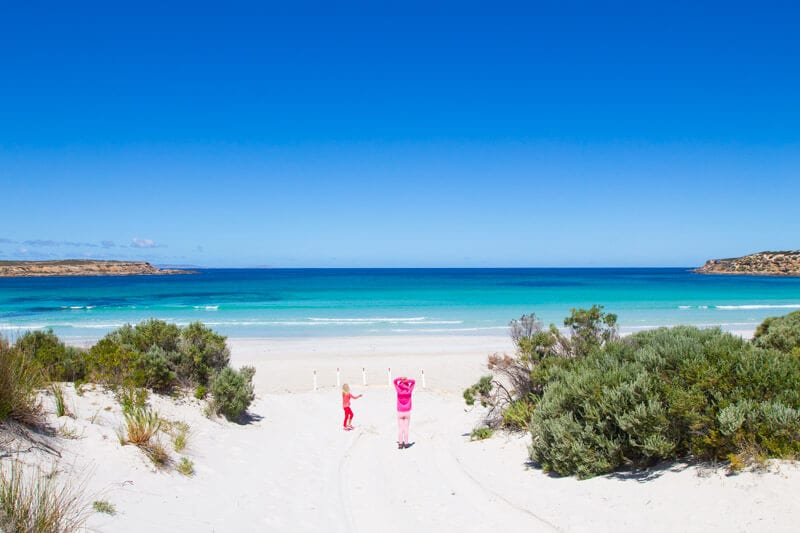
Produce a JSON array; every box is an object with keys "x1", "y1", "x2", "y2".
[
  {"x1": 210, "y1": 366, "x2": 255, "y2": 421},
  {"x1": 14, "y1": 330, "x2": 87, "y2": 382},
  {"x1": 464, "y1": 308, "x2": 616, "y2": 429},
  {"x1": 86, "y1": 320, "x2": 230, "y2": 391},
  {"x1": 179, "y1": 322, "x2": 230, "y2": 386},
  {"x1": 753, "y1": 310, "x2": 800, "y2": 354},
  {"x1": 86, "y1": 338, "x2": 141, "y2": 387},
  {"x1": 529, "y1": 326, "x2": 800, "y2": 478},
  {"x1": 139, "y1": 346, "x2": 178, "y2": 393},
  {"x1": 0, "y1": 338, "x2": 43, "y2": 425},
  {"x1": 563, "y1": 304, "x2": 618, "y2": 358},
  {"x1": 194, "y1": 385, "x2": 207, "y2": 399},
  {"x1": 501, "y1": 398, "x2": 537, "y2": 429},
  {"x1": 113, "y1": 319, "x2": 181, "y2": 354}
]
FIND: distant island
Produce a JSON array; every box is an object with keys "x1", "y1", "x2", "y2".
[
  {"x1": 0, "y1": 260, "x2": 197, "y2": 277},
  {"x1": 695, "y1": 251, "x2": 800, "y2": 277}
]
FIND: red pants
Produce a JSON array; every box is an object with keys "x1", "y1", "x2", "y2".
[{"x1": 343, "y1": 407, "x2": 354, "y2": 427}]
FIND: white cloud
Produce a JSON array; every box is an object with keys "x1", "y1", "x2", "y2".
[{"x1": 132, "y1": 238, "x2": 159, "y2": 249}]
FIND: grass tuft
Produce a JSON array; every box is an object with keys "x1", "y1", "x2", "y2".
[
  {"x1": 0, "y1": 338, "x2": 43, "y2": 426},
  {"x1": 0, "y1": 460, "x2": 90, "y2": 532},
  {"x1": 162, "y1": 420, "x2": 191, "y2": 452},
  {"x1": 51, "y1": 383, "x2": 69, "y2": 418},
  {"x1": 122, "y1": 407, "x2": 161, "y2": 446},
  {"x1": 92, "y1": 499, "x2": 116, "y2": 515},
  {"x1": 470, "y1": 427, "x2": 494, "y2": 441},
  {"x1": 177, "y1": 457, "x2": 195, "y2": 477},
  {"x1": 141, "y1": 441, "x2": 171, "y2": 468}
]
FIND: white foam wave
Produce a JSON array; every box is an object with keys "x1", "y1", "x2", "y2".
[
  {"x1": 715, "y1": 304, "x2": 800, "y2": 310},
  {"x1": 0, "y1": 324, "x2": 47, "y2": 331},
  {"x1": 201, "y1": 319, "x2": 463, "y2": 327},
  {"x1": 308, "y1": 317, "x2": 427, "y2": 323},
  {"x1": 390, "y1": 326, "x2": 509, "y2": 333},
  {"x1": 193, "y1": 305, "x2": 219, "y2": 311}
]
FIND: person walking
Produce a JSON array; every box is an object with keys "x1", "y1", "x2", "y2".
[
  {"x1": 393, "y1": 376, "x2": 415, "y2": 449},
  {"x1": 341, "y1": 383, "x2": 362, "y2": 430}
]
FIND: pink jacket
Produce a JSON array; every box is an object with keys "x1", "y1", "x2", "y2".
[{"x1": 394, "y1": 378, "x2": 415, "y2": 412}]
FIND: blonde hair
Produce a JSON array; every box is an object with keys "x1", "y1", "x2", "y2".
[{"x1": 342, "y1": 383, "x2": 350, "y2": 393}]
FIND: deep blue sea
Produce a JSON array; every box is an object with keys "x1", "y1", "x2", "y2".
[{"x1": 2, "y1": 268, "x2": 800, "y2": 341}]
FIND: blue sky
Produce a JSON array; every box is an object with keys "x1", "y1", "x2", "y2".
[{"x1": 1, "y1": 2, "x2": 798, "y2": 267}]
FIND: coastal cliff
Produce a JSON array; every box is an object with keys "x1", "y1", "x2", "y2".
[
  {"x1": 695, "y1": 251, "x2": 800, "y2": 277},
  {"x1": 0, "y1": 260, "x2": 196, "y2": 277}
]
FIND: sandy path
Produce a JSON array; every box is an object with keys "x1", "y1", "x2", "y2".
[{"x1": 16, "y1": 335, "x2": 799, "y2": 532}]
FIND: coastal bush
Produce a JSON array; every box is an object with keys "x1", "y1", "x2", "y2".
[
  {"x1": 210, "y1": 366, "x2": 256, "y2": 422},
  {"x1": 178, "y1": 321, "x2": 230, "y2": 386},
  {"x1": 0, "y1": 337, "x2": 43, "y2": 425},
  {"x1": 562, "y1": 304, "x2": 618, "y2": 357},
  {"x1": 529, "y1": 326, "x2": 800, "y2": 478},
  {"x1": 88, "y1": 319, "x2": 230, "y2": 391},
  {"x1": 753, "y1": 310, "x2": 800, "y2": 355},
  {"x1": 14, "y1": 330, "x2": 87, "y2": 382},
  {"x1": 86, "y1": 337, "x2": 141, "y2": 387},
  {"x1": 140, "y1": 346, "x2": 178, "y2": 393},
  {"x1": 464, "y1": 307, "x2": 617, "y2": 429}
]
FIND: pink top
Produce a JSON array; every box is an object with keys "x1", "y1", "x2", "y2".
[
  {"x1": 394, "y1": 378, "x2": 416, "y2": 412},
  {"x1": 342, "y1": 392, "x2": 355, "y2": 408}
]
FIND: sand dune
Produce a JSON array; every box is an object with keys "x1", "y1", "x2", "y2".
[{"x1": 8, "y1": 336, "x2": 800, "y2": 532}]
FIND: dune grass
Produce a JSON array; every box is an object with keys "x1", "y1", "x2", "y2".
[
  {"x1": 121, "y1": 407, "x2": 162, "y2": 446},
  {"x1": 0, "y1": 460, "x2": 90, "y2": 533},
  {"x1": 0, "y1": 338, "x2": 43, "y2": 426}
]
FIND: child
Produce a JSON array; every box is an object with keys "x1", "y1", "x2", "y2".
[
  {"x1": 341, "y1": 383, "x2": 362, "y2": 430},
  {"x1": 393, "y1": 376, "x2": 415, "y2": 449}
]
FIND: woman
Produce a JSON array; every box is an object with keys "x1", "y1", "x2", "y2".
[{"x1": 393, "y1": 376, "x2": 415, "y2": 449}]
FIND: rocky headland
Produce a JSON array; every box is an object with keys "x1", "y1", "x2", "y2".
[
  {"x1": 0, "y1": 260, "x2": 197, "y2": 277},
  {"x1": 695, "y1": 251, "x2": 800, "y2": 277}
]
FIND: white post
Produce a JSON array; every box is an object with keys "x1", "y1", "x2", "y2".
[
  {"x1": 336, "y1": 367, "x2": 340, "y2": 388},
  {"x1": 388, "y1": 367, "x2": 392, "y2": 386},
  {"x1": 421, "y1": 369, "x2": 426, "y2": 389},
  {"x1": 362, "y1": 367, "x2": 366, "y2": 386},
  {"x1": 313, "y1": 370, "x2": 318, "y2": 391}
]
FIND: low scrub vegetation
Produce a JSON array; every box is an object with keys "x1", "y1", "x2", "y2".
[
  {"x1": 210, "y1": 366, "x2": 256, "y2": 422},
  {"x1": 464, "y1": 306, "x2": 618, "y2": 430},
  {"x1": 467, "y1": 307, "x2": 800, "y2": 478},
  {"x1": 4, "y1": 319, "x2": 256, "y2": 421}
]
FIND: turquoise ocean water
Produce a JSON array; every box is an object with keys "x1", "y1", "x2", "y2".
[{"x1": 1, "y1": 268, "x2": 800, "y2": 341}]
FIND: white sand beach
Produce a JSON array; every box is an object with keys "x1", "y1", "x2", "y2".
[{"x1": 9, "y1": 335, "x2": 800, "y2": 532}]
